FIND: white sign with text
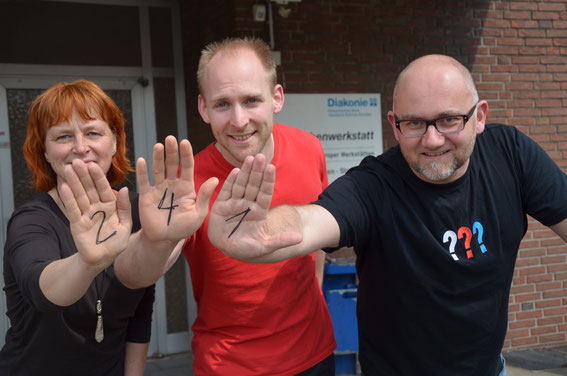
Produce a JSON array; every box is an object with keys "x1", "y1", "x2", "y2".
[{"x1": 275, "y1": 93, "x2": 382, "y2": 183}]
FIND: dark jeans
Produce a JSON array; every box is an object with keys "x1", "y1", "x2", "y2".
[{"x1": 296, "y1": 353, "x2": 336, "y2": 376}]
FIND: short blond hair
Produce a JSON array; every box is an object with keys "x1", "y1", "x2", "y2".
[{"x1": 197, "y1": 37, "x2": 277, "y2": 95}]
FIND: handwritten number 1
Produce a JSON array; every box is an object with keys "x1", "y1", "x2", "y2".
[
  {"x1": 226, "y1": 208, "x2": 251, "y2": 238},
  {"x1": 90, "y1": 211, "x2": 117, "y2": 245},
  {"x1": 158, "y1": 188, "x2": 179, "y2": 226}
]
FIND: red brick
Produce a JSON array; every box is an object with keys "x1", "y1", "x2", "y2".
[
  {"x1": 519, "y1": 29, "x2": 546, "y2": 38},
  {"x1": 511, "y1": 284, "x2": 536, "y2": 294},
  {"x1": 539, "y1": 333, "x2": 566, "y2": 343},
  {"x1": 538, "y1": 316, "x2": 564, "y2": 326},
  {"x1": 533, "y1": 12, "x2": 560, "y2": 20},
  {"x1": 510, "y1": 319, "x2": 536, "y2": 329},
  {"x1": 544, "y1": 289, "x2": 567, "y2": 299},
  {"x1": 553, "y1": 21, "x2": 567, "y2": 28},
  {"x1": 517, "y1": 311, "x2": 543, "y2": 320},
  {"x1": 536, "y1": 281, "x2": 563, "y2": 291},
  {"x1": 526, "y1": 38, "x2": 554, "y2": 46},
  {"x1": 504, "y1": 11, "x2": 532, "y2": 20},
  {"x1": 519, "y1": 47, "x2": 548, "y2": 55},
  {"x1": 538, "y1": 3, "x2": 566, "y2": 12},
  {"x1": 527, "y1": 274, "x2": 554, "y2": 284},
  {"x1": 531, "y1": 326, "x2": 558, "y2": 335},
  {"x1": 515, "y1": 292, "x2": 543, "y2": 302},
  {"x1": 539, "y1": 301, "x2": 565, "y2": 311},
  {"x1": 548, "y1": 263, "x2": 567, "y2": 273},
  {"x1": 511, "y1": 20, "x2": 539, "y2": 28},
  {"x1": 510, "y1": 336, "x2": 539, "y2": 347},
  {"x1": 506, "y1": 328, "x2": 530, "y2": 338},
  {"x1": 510, "y1": 3, "x2": 538, "y2": 11}
]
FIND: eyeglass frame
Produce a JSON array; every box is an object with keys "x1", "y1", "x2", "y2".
[{"x1": 394, "y1": 102, "x2": 479, "y2": 137}]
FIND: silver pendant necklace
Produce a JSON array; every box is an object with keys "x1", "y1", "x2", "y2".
[{"x1": 94, "y1": 269, "x2": 106, "y2": 343}]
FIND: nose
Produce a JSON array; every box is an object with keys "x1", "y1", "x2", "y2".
[
  {"x1": 230, "y1": 105, "x2": 248, "y2": 129},
  {"x1": 421, "y1": 123, "x2": 446, "y2": 148},
  {"x1": 73, "y1": 134, "x2": 90, "y2": 155}
]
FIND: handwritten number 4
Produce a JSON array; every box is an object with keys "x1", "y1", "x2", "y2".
[
  {"x1": 158, "y1": 188, "x2": 179, "y2": 226},
  {"x1": 226, "y1": 208, "x2": 251, "y2": 238}
]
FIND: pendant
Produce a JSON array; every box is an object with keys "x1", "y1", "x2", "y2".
[{"x1": 95, "y1": 299, "x2": 104, "y2": 343}]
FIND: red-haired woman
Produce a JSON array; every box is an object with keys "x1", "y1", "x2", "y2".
[{"x1": 0, "y1": 80, "x2": 217, "y2": 375}]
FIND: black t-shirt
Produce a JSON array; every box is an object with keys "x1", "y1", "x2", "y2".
[
  {"x1": 0, "y1": 192, "x2": 155, "y2": 376},
  {"x1": 315, "y1": 124, "x2": 567, "y2": 375}
]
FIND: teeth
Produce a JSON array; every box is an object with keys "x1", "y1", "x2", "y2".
[
  {"x1": 232, "y1": 134, "x2": 252, "y2": 141},
  {"x1": 425, "y1": 151, "x2": 446, "y2": 156}
]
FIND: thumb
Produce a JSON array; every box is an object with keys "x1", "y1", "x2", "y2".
[
  {"x1": 196, "y1": 177, "x2": 219, "y2": 216},
  {"x1": 265, "y1": 232, "x2": 303, "y2": 253},
  {"x1": 116, "y1": 187, "x2": 133, "y2": 231}
]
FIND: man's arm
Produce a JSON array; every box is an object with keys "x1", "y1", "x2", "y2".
[
  {"x1": 549, "y1": 218, "x2": 567, "y2": 242},
  {"x1": 208, "y1": 154, "x2": 340, "y2": 263},
  {"x1": 114, "y1": 136, "x2": 218, "y2": 289}
]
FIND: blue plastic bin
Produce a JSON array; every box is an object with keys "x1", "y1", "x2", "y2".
[{"x1": 322, "y1": 263, "x2": 359, "y2": 375}]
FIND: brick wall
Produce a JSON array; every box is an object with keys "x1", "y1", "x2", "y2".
[{"x1": 181, "y1": 0, "x2": 567, "y2": 351}]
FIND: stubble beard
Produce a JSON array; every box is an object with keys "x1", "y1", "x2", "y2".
[{"x1": 412, "y1": 130, "x2": 477, "y2": 183}]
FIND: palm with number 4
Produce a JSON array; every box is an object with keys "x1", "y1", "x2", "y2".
[
  {"x1": 136, "y1": 136, "x2": 218, "y2": 244},
  {"x1": 60, "y1": 159, "x2": 132, "y2": 268},
  {"x1": 208, "y1": 154, "x2": 302, "y2": 261}
]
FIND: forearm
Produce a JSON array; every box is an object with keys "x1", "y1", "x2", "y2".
[
  {"x1": 237, "y1": 204, "x2": 339, "y2": 263},
  {"x1": 39, "y1": 254, "x2": 106, "y2": 306},
  {"x1": 114, "y1": 231, "x2": 177, "y2": 289},
  {"x1": 124, "y1": 342, "x2": 149, "y2": 376}
]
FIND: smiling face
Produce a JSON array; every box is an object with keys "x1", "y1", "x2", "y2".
[
  {"x1": 44, "y1": 110, "x2": 116, "y2": 184},
  {"x1": 387, "y1": 55, "x2": 488, "y2": 184},
  {"x1": 197, "y1": 48, "x2": 284, "y2": 167}
]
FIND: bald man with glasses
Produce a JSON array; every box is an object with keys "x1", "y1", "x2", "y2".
[{"x1": 206, "y1": 54, "x2": 567, "y2": 376}]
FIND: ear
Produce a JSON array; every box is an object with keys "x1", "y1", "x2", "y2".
[
  {"x1": 387, "y1": 110, "x2": 401, "y2": 143},
  {"x1": 44, "y1": 153, "x2": 50, "y2": 163},
  {"x1": 272, "y1": 84, "x2": 284, "y2": 114},
  {"x1": 112, "y1": 134, "x2": 117, "y2": 156},
  {"x1": 474, "y1": 100, "x2": 489, "y2": 135},
  {"x1": 198, "y1": 94, "x2": 211, "y2": 124}
]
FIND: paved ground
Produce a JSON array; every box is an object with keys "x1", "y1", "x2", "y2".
[{"x1": 144, "y1": 346, "x2": 567, "y2": 376}]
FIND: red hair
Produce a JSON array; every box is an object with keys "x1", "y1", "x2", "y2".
[{"x1": 23, "y1": 80, "x2": 133, "y2": 192}]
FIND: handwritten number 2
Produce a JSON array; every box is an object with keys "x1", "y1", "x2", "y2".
[
  {"x1": 158, "y1": 188, "x2": 179, "y2": 225},
  {"x1": 226, "y1": 208, "x2": 251, "y2": 238},
  {"x1": 90, "y1": 211, "x2": 117, "y2": 245}
]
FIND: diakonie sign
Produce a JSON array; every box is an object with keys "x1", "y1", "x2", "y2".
[{"x1": 275, "y1": 93, "x2": 382, "y2": 183}]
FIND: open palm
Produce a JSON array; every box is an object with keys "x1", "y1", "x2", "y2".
[
  {"x1": 208, "y1": 154, "x2": 301, "y2": 261},
  {"x1": 136, "y1": 136, "x2": 217, "y2": 243},
  {"x1": 60, "y1": 160, "x2": 132, "y2": 268}
]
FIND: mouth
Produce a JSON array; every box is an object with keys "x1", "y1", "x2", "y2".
[
  {"x1": 422, "y1": 150, "x2": 449, "y2": 158},
  {"x1": 230, "y1": 132, "x2": 255, "y2": 141},
  {"x1": 67, "y1": 159, "x2": 96, "y2": 164}
]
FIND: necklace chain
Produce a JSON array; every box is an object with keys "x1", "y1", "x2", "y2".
[{"x1": 55, "y1": 186, "x2": 66, "y2": 209}]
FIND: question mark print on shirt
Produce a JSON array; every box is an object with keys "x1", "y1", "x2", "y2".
[
  {"x1": 458, "y1": 226, "x2": 474, "y2": 259},
  {"x1": 443, "y1": 230, "x2": 459, "y2": 261},
  {"x1": 472, "y1": 221, "x2": 488, "y2": 253}
]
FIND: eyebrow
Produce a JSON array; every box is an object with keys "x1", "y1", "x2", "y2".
[
  {"x1": 398, "y1": 110, "x2": 465, "y2": 120},
  {"x1": 210, "y1": 92, "x2": 264, "y2": 103}
]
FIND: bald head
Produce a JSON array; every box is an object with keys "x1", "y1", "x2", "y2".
[{"x1": 393, "y1": 55, "x2": 478, "y2": 112}]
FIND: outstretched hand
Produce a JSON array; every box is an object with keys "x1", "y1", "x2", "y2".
[
  {"x1": 208, "y1": 154, "x2": 302, "y2": 261},
  {"x1": 136, "y1": 135, "x2": 218, "y2": 244},
  {"x1": 60, "y1": 159, "x2": 132, "y2": 268}
]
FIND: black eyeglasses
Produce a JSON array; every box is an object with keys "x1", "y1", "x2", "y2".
[{"x1": 394, "y1": 102, "x2": 478, "y2": 137}]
